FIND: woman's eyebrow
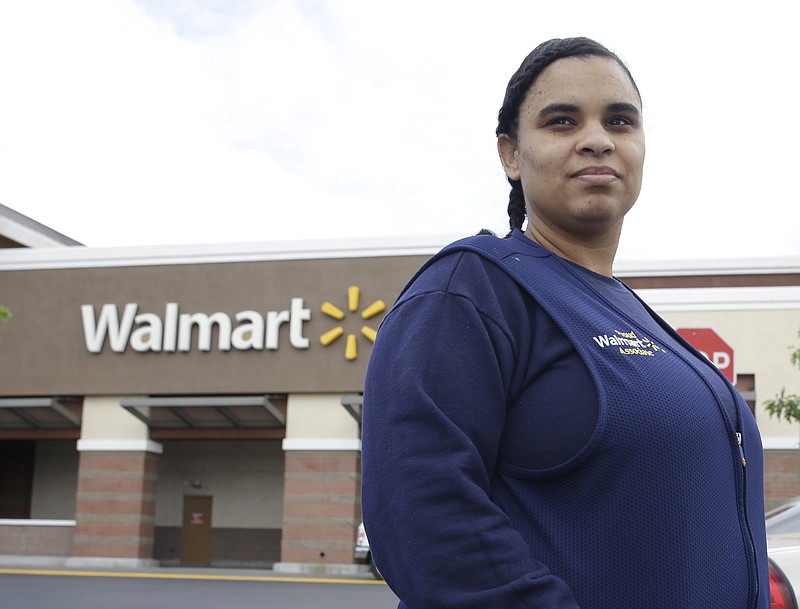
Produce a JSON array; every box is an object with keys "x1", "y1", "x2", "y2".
[
  {"x1": 537, "y1": 102, "x2": 580, "y2": 118},
  {"x1": 537, "y1": 101, "x2": 641, "y2": 119},
  {"x1": 607, "y1": 102, "x2": 641, "y2": 116}
]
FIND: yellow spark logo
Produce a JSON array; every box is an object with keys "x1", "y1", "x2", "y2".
[{"x1": 319, "y1": 286, "x2": 385, "y2": 361}]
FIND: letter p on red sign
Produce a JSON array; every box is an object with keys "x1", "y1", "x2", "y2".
[{"x1": 676, "y1": 328, "x2": 735, "y2": 384}]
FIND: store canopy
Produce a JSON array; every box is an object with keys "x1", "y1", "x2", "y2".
[
  {"x1": 0, "y1": 397, "x2": 82, "y2": 429},
  {"x1": 341, "y1": 394, "x2": 363, "y2": 425},
  {"x1": 121, "y1": 395, "x2": 286, "y2": 429}
]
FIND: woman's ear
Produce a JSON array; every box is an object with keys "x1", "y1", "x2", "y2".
[{"x1": 497, "y1": 134, "x2": 520, "y2": 181}]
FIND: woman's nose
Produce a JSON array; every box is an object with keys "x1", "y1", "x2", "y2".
[{"x1": 576, "y1": 124, "x2": 614, "y2": 155}]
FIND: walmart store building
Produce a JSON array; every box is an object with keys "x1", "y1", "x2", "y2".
[{"x1": 1, "y1": 204, "x2": 799, "y2": 571}]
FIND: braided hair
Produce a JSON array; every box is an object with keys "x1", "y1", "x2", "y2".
[{"x1": 496, "y1": 38, "x2": 640, "y2": 236}]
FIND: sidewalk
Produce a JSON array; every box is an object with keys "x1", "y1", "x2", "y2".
[{"x1": 0, "y1": 555, "x2": 379, "y2": 582}]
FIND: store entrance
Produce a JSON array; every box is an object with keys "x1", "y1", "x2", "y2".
[{"x1": 180, "y1": 495, "x2": 213, "y2": 565}]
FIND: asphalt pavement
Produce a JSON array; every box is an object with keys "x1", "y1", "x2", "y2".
[{"x1": 0, "y1": 562, "x2": 399, "y2": 609}]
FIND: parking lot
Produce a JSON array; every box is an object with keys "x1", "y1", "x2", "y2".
[{"x1": 0, "y1": 568, "x2": 399, "y2": 609}]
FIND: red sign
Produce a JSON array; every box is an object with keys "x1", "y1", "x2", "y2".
[
  {"x1": 676, "y1": 328, "x2": 735, "y2": 384},
  {"x1": 190, "y1": 512, "x2": 205, "y2": 525}
]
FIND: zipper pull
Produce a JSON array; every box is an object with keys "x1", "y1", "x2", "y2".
[{"x1": 736, "y1": 432, "x2": 746, "y2": 467}]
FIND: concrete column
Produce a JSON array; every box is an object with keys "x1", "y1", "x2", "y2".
[
  {"x1": 276, "y1": 394, "x2": 361, "y2": 573},
  {"x1": 69, "y1": 396, "x2": 162, "y2": 568}
]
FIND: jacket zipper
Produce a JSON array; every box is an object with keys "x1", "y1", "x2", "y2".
[
  {"x1": 736, "y1": 428, "x2": 760, "y2": 609},
  {"x1": 736, "y1": 432, "x2": 746, "y2": 467}
]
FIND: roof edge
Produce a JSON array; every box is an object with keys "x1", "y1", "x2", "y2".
[
  {"x1": 0, "y1": 202, "x2": 84, "y2": 248},
  {"x1": 0, "y1": 233, "x2": 797, "y2": 275},
  {"x1": 0, "y1": 234, "x2": 457, "y2": 270}
]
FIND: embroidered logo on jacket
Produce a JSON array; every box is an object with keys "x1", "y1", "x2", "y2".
[{"x1": 592, "y1": 329, "x2": 663, "y2": 357}]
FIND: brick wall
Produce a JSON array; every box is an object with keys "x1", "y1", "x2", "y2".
[
  {"x1": 280, "y1": 451, "x2": 361, "y2": 564},
  {"x1": 72, "y1": 451, "x2": 158, "y2": 559},
  {"x1": 764, "y1": 450, "x2": 800, "y2": 510}
]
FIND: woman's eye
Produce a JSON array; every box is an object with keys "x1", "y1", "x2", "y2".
[{"x1": 608, "y1": 116, "x2": 633, "y2": 127}]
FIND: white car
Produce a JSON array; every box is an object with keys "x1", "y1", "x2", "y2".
[
  {"x1": 355, "y1": 522, "x2": 382, "y2": 579},
  {"x1": 769, "y1": 536, "x2": 800, "y2": 608},
  {"x1": 767, "y1": 497, "x2": 800, "y2": 608}
]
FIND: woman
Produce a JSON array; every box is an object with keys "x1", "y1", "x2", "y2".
[{"x1": 361, "y1": 37, "x2": 768, "y2": 609}]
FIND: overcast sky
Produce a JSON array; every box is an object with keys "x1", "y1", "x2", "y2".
[{"x1": 0, "y1": 0, "x2": 797, "y2": 262}]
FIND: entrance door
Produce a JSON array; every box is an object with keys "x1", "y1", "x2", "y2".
[{"x1": 180, "y1": 495, "x2": 212, "y2": 566}]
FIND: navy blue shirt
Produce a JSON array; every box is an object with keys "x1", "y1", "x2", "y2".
[{"x1": 362, "y1": 232, "x2": 767, "y2": 609}]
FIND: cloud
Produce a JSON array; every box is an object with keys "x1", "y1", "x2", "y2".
[{"x1": 0, "y1": 0, "x2": 797, "y2": 258}]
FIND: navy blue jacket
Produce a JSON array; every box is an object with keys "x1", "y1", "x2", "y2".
[{"x1": 362, "y1": 232, "x2": 768, "y2": 608}]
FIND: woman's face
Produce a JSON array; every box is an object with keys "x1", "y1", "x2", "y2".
[{"x1": 498, "y1": 55, "x2": 645, "y2": 242}]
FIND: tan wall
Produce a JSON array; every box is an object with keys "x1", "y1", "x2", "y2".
[
  {"x1": 285, "y1": 394, "x2": 360, "y2": 442},
  {"x1": 80, "y1": 396, "x2": 149, "y2": 441},
  {"x1": 0, "y1": 255, "x2": 429, "y2": 396},
  {"x1": 0, "y1": 522, "x2": 75, "y2": 556},
  {"x1": 154, "y1": 440, "x2": 285, "y2": 528}
]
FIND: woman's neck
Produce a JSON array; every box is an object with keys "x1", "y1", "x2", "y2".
[{"x1": 523, "y1": 225, "x2": 620, "y2": 277}]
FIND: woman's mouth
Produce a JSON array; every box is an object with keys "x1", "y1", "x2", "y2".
[{"x1": 572, "y1": 166, "x2": 620, "y2": 186}]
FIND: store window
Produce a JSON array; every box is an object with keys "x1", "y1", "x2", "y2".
[
  {"x1": 735, "y1": 374, "x2": 756, "y2": 416},
  {"x1": 0, "y1": 441, "x2": 34, "y2": 518}
]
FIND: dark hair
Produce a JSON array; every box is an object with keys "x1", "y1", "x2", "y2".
[{"x1": 496, "y1": 37, "x2": 641, "y2": 234}]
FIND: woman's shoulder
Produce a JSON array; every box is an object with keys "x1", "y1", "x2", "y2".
[
  {"x1": 402, "y1": 246, "x2": 512, "y2": 299},
  {"x1": 392, "y1": 236, "x2": 539, "y2": 330},
  {"x1": 401, "y1": 231, "x2": 543, "y2": 300}
]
